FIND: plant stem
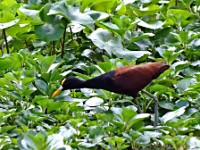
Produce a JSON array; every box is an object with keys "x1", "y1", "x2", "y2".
[
  {"x1": 134, "y1": 97, "x2": 142, "y2": 113},
  {"x1": 52, "y1": 41, "x2": 56, "y2": 55},
  {"x1": 2, "y1": 29, "x2": 9, "y2": 54},
  {"x1": 61, "y1": 26, "x2": 67, "y2": 58},
  {"x1": 1, "y1": 43, "x2": 4, "y2": 56},
  {"x1": 69, "y1": 26, "x2": 73, "y2": 42},
  {"x1": 142, "y1": 90, "x2": 158, "y2": 129}
]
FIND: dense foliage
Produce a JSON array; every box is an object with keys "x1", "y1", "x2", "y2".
[{"x1": 1, "y1": 0, "x2": 200, "y2": 149}]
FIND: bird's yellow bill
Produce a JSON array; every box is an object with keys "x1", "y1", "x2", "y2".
[
  {"x1": 61, "y1": 78, "x2": 66, "y2": 85},
  {"x1": 52, "y1": 86, "x2": 62, "y2": 97}
]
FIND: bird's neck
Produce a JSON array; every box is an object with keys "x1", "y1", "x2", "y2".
[
  {"x1": 82, "y1": 78, "x2": 106, "y2": 89},
  {"x1": 68, "y1": 78, "x2": 86, "y2": 89}
]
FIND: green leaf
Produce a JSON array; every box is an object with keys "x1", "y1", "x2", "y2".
[
  {"x1": 88, "y1": 28, "x2": 150, "y2": 60},
  {"x1": 137, "y1": 19, "x2": 164, "y2": 29},
  {"x1": 85, "y1": 97, "x2": 104, "y2": 106},
  {"x1": 121, "y1": 107, "x2": 137, "y2": 123},
  {"x1": 159, "y1": 101, "x2": 175, "y2": 110},
  {"x1": 0, "y1": 19, "x2": 19, "y2": 29},
  {"x1": 41, "y1": 55, "x2": 56, "y2": 73},
  {"x1": 111, "y1": 107, "x2": 122, "y2": 115},
  {"x1": 187, "y1": 137, "x2": 200, "y2": 149},
  {"x1": 0, "y1": 54, "x2": 22, "y2": 71},
  {"x1": 167, "y1": 9, "x2": 192, "y2": 20},
  {"x1": 116, "y1": 3, "x2": 126, "y2": 15},
  {"x1": 171, "y1": 31, "x2": 189, "y2": 44},
  {"x1": 48, "y1": 1, "x2": 94, "y2": 30},
  {"x1": 39, "y1": 3, "x2": 59, "y2": 24},
  {"x1": 4, "y1": 72, "x2": 18, "y2": 82},
  {"x1": 88, "y1": 28, "x2": 113, "y2": 55},
  {"x1": 123, "y1": 0, "x2": 137, "y2": 5},
  {"x1": 0, "y1": 56, "x2": 13, "y2": 70},
  {"x1": 35, "y1": 24, "x2": 65, "y2": 42},
  {"x1": 0, "y1": 11, "x2": 15, "y2": 23},
  {"x1": 47, "y1": 101, "x2": 63, "y2": 113},
  {"x1": 80, "y1": 0, "x2": 119, "y2": 13},
  {"x1": 143, "y1": 131, "x2": 162, "y2": 139},
  {"x1": 19, "y1": 6, "x2": 39, "y2": 19},
  {"x1": 126, "y1": 113, "x2": 150, "y2": 130},
  {"x1": 131, "y1": 4, "x2": 161, "y2": 17},
  {"x1": 161, "y1": 106, "x2": 186, "y2": 124},
  {"x1": 175, "y1": 100, "x2": 189, "y2": 108},
  {"x1": 32, "y1": 96, "x2": 49, "y2": 110},
  {"x1": 156, "y1": 47, "x2": 183, "y2": 64},
  {"x1": 18, "y1": 131, "x2": 49, "y2": 150},
  {"x1": 47, "y1": 63, "x2": 61, "y2": 73},
  {"x1": 176, "y1": 77, "x2": 196, "y2": 93},
  {"x1": 22, "y1": 77, "x2": 35, "y2": 85},
  {"x1": 172, "y1": 61, "x2": 190, "y2": 73},
  {"x1": 78, "y1": 142, "x2": 96, "y2": 148},
  {"x1": 35, "y1": 79, "x2": 48, "y2": 94},
  {"x1": 0, "y1": 126, "x2": 16, "y2": 133},
  {"x1": 98, "y1": 21, "x2": 120, "y2": 35},
  {"x1": 86, "y1": 10, "x2": 109, "y2": 22},
  {"x1": 136, "y1": 135, "x2": 150, "y2": 145}
]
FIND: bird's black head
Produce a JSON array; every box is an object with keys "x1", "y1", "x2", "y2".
[
  {"x1": 52, "y1": 77, "x2": 84, "y2": 97},
  {"x1": 61, "y1": 77, "x2": 85, "y2": 90}
]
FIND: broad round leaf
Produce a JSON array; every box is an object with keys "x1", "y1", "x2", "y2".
[
  {"x1": 88, "y1": 28, "x2": 150, "y2": 60},
  {"x1": 48, "y1": 1, "x2": 94, "y2": 30},
  {"x1": 136, "y1": 135, "x2": 150, "y2": 145},
  {"x1": 35, "y1": 24, "x2": 65, "y2": 42},
  {"x1": 187, "y1": 137, "x2": 200, "y2": 149},
  {"x1": 85, "y1": 97, "x2": 104, "y2": 106}
]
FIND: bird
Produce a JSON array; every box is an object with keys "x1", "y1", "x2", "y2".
[{"x1": 52, "y1": 61, "x2": 169, "y2": 127}]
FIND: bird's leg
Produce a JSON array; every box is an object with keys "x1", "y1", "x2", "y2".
[
  {"x1": 134, "y1": 97, "x2": 142, "y2": 114},
  {"x1": 141, "y1": 90, "x2": 158, "y2": 128}
]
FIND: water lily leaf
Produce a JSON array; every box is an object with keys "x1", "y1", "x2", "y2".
[
  {"x1": 85, "y1": 97, "x2": 104, "y2": 106},
  {"x1": 85, "y1": 10, "x2": 109, "y2": 22},
  {"x1": 39, "y1": 3, "x2": 61, "y2": 25},
  {"x1": 88, "y1": 28, "x2": 150, "y2": 60},
  {"x1": 48, "y1": 1, "x2": 94, "y2": 30},
  {"x1": 35, "y1": 23, "x2": 65, "y2": 42},
  {"x1": 136, "y1": 135, "x2": 150, "y2": 145},
  {"x1": 187, "y1": 137, "x2": 200, "y2": 149},
  {"x1": 19, "y1": 6, "x2": 39, "y2": 18},
  {"x1": 88, "y1": 28, "x2": 113, "y2": 55}
]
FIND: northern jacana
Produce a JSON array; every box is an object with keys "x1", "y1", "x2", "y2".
[{"x1": 52, "y1": 61, "x2": 169, "y2": 127}]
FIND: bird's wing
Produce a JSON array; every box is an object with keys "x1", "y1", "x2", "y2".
[
  {"x1": 111, "y1": 62, "x2": 169, "y2": 97},
  {"x1": 112, "y1": 65, "x2": 153, "y2": 97}
]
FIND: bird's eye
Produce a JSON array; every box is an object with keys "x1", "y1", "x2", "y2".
[{"x1": 61, "y1": 78, "x2": 66, "y2": 85}]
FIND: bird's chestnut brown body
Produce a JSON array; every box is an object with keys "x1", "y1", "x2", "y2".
[{"x1": 52, "y1": 61, "x2": 169, "y2": 97}]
